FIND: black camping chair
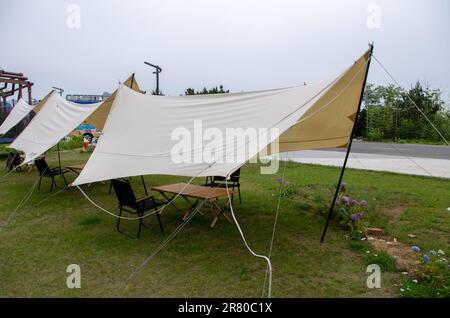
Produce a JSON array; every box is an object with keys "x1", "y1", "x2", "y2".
[
  {"x1": 34, "y1": 158, "x2": 70, "y2": 192},
  {"x1": 111, "y1": 179, "x2": 164, "y2": 239},
  {"x1": 5, "y1": 152, "x2": 22, "y2": 172},
  {"x1": 203, "y1": 168, "x2": 242, "y2": 204}
]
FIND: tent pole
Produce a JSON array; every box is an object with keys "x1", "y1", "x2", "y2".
[
  {"x1": 320, "y1": 43, "x2": 374, "y2": 243},
  {"x1": 57, "y1": 142, "x2": 62, "y2": 170},
  {"x1": 130, "y1": 73, "x2": 135, "y2": 89}
]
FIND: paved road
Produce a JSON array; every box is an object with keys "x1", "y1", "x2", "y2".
[
  {"x1": 284, "y1": 140, "x2": 450, "y2": 179},
  {"x1": 320, "y1": 140, "x2": 450, "y2": 160}
]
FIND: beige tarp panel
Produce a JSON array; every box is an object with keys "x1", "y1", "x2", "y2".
[
  {"x1": 275, "y1": 49, "x2": 370, "y2": 152},
  {"x1": 83, "y1": 75, "x2": 141, "y2": 130},
  {"x1": 31, "y1": 90, "x2": 55, "y2": 114}
]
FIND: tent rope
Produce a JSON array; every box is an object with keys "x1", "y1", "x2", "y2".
[
  {"x1": 261, "y1": 153, "x2": 288, "y2": 297},
  {"x1": 225, "y1": 178, "x2": 273, "y2": 298},
  {"x1": 373, "y1": 54, "x2": 449, "y2": 145},
  {"x1": 387, "y1": 142, "x2": 433, "y2": 177},
  {"x1": 127, "y1": 198, "x2": 207, "y2": 281},
  {"x1": 0, "y1": 167, "x2": 47, "y2": 232},
  {"x1": 0, "y1": 165, "x2": 19, "y2": 183}
]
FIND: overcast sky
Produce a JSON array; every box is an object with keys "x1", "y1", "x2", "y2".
[{"x1": 1, "y1": 0, "x2": 449, "y2": 101}]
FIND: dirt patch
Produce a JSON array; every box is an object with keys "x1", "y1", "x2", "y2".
[
  {"x1": 386, "y1": 205, "x2": 409, "y2": 225},
  {"x1": 368, "y1": 235, "x2": 419, "y2": 275}
]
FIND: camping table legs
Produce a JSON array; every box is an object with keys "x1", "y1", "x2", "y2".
[
  {"x1": 209, "y1": 199, "x2": 233, "y2": 229},
  {"x1": 154, "y1": 190, "x2": 182, "y2": 214}
]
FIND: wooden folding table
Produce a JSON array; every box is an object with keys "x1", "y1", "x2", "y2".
[
  {"x1": 152, "y1": 182, "x2": 234, "y2": 228},
  {"x1": 66, "y1": 163, "x2": 85, "y2": 175}
]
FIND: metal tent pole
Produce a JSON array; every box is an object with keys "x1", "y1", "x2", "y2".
[{"x1": 320, "y1": 43, "x2": 374, "y2": 243}]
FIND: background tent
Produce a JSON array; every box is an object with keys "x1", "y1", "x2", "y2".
[
  {"x1": 0, "y1": 99, "x2": 35, "y2": 135},
  {"x1": 0, "y1": 90, "x2": 53, "y2": 135},
  {"x1": 73, "y1": 48, "x2": 371, "y2": 186},
  {"x1": 9, "y1": 75, "x2": 141, "y2": 164},
  {"x1": 9, "y1": 93, "x2": 101, "y2": 164}
]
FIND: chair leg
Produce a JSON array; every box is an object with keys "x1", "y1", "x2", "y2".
[
  {"x1": 38, "y1": 176, "x2": 42, "y2": 190},
  {"x1": 108, "y1": 181, "x2": 113, "y2": 194},
  {"x1": 116, "y1": 206, "x2": 123, "y2": 233},
  {"x1": 61, "y1": 172, "x2": 68, "y2": 186},
  {"x1": 238, "y1": 185, "x2": 242, "y2": 204},
  {"x1": 155, "y1": 211, "x2": 164, "y2": 233},
  {"x1": 137, "y1": 210, "x2": 143, "y2": 239},
  {"x1": 50, "y1": 177, "x2": 54, "y2": 192}
]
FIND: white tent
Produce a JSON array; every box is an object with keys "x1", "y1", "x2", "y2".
[
  {"x1": 0, "y1": 91, "x2": 55, "y2": 135},
  {"x1": 0, "y1": 99, "x2": 35, "y2": 135},
  {"x1": 73, "y1": 48, "x2": 371, "y2": 186},
  {"x1": 9, "y1": 75, "x2": 141, "y2": 164},
  {"x1": 9, "y1": 93, "x2": 101, "y2": 163}
]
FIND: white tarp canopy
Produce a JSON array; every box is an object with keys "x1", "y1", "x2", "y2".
[
  {"x1": 73, "y1": 48, "x2": 371, "y2": 186},
  {"x1": 9, "y1": 75, "x2": 141, "y2": 164},
  {"x1": 0, "y1": 99, "x2": 35, "y2": 135},
  {"x1": 9, "y1": 93, "x2": 101, "y2": 163}
]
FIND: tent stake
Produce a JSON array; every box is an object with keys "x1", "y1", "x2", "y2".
[{"x1": 320, "y1": 43, "x2": 374, "y2": 243}]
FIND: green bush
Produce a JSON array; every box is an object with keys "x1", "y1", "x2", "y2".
[{"x1": 365, "y1": 251, "x2": 397, "y2": 272}]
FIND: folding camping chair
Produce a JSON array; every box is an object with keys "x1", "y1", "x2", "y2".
[
  {"x1": 5, "y1": 151, "x2": 22, "y2": 172},
  {"x1": 111, "y1": 179, "x2": 164, "y2": 239},
  {"x1": 203, "y1": 168, "x2": 242, "y2": 204},
  {"x1": 35, "y1": 158, "x2": 70, "y2": 192}
]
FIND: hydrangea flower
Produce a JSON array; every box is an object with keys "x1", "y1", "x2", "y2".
[
  {"x1": 411, "y1": 246, "x2": 421, "y2": 253},
  {"x1": 350, "y1": 213, "x2": 363, "y2": 222},
  {"x1": 341, "y1": 196, "x2": 350, "y2": 205},
  {"x1": 423, "y1": 254, "x2": 430, "y2": 264}
]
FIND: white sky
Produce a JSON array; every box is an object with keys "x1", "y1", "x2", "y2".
[{"x1": 1, "y1": 0, "x2": 449, "y2": 100}]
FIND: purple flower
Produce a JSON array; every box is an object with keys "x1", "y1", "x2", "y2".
[
  {"x1": 411, "y1": 246, "x2": 421, "y2": 253},
  {"x1": 339, "y1": 207, "x2": 346, "y2": 213},
  {"x1": 341, "y1": 196, "x2": 350, "y2": 205},
  {"x1": 350, "y1": 213, "x2": 363, "y2": 222},
  {"x1": 350, "y1": 199, "x2": 359, "y2": 206},
  {"x1": 423, "y1": 254, "x2": 430, "y2": 264},
  {"x1": 277, "y1": 177, "x2": 284, "y2": 184},
  {"x1": 360, "y1": 200, "x2": 367, "y2": 206}
]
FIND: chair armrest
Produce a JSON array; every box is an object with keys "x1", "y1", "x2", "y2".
[{"x1": 136, "y1": 194, "x2": 155, "y2": 202}]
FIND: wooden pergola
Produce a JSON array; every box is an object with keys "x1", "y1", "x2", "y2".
[{"x1": 0, "y1": 69, "x2": 33, "y2": 105}]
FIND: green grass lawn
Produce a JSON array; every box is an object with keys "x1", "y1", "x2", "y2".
[{"x1": 0, "y1": 150, "x2": 448, "y2": 297}]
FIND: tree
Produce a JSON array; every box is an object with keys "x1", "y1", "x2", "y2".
[
  {"x1": 185, "y1": 85, "x2": 229, "y2": 95},
  {"x1": 356, "y1": 81, "x2": 449, "y2": 142}
]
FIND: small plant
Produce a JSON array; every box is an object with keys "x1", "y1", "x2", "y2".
[
  {"x1": 278, "y1": 178, "x2": 297, "y2": 198},
  {"x1": 365, "y1": 251, "x2": 397, "y2": 272},
  {"x1": 332, "y1": 182, "x2": 369, "y2": 240},
  {"x1": 399, "y1": 246, "x2": 449, "y2": 298}
]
